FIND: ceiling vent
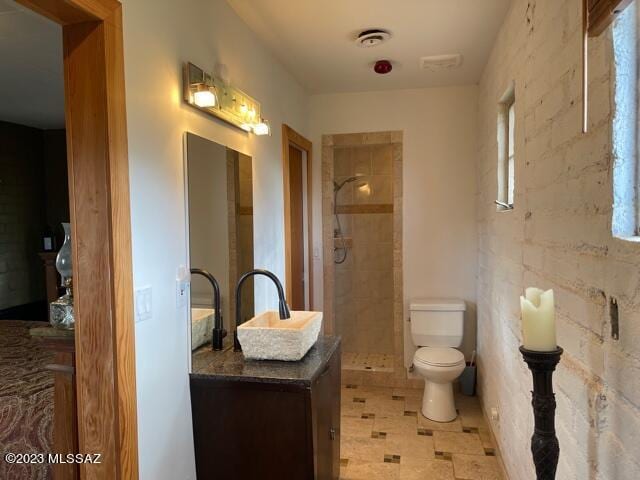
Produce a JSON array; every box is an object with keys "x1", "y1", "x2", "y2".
[
  {"x1": 355, "y1": 29, "x2": 391, "y2": 47},
  {"x1": 420, "y1": 54, "x2": 463, "y2": 71}
]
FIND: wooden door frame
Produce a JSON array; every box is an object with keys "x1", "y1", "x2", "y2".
[
  {"x1": 16, "y1": 1, "x2": 138, "y2": 479},
  {"x1": 282, "y1": 125, "x2": 314, "y2": 309}
]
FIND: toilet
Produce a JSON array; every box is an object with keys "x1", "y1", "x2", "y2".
[{"x1": 410, "y1": 298, "x2": 466, "y2": 422}]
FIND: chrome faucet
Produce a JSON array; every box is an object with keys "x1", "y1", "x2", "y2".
[
  {"x1": 190, "y1": 268, "x2": 226, "y2": 351},
  {"x1": 233, "y1": 269, "x2": 291, "y2": 352}
]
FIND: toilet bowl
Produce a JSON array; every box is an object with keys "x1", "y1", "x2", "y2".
[{"x1": 413, "y1": 346, "x2": 465, "y2": 422}]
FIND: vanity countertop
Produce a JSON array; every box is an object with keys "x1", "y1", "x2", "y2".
[{"x1": 190, "y1": 335, "x2": 340, "y2": 387}]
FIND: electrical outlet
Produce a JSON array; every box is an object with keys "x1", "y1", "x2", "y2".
[
  {"x1": 135, "y1": 286, "x2": 153, "y2": 322},
  {"x1": 490, "y1": 407, "x2": 500, "y2": 425}
]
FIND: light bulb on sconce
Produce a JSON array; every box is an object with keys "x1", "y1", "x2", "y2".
[
  {"x1": 240, "y1": 123, "x2": 253, "y2": 132},
  {"x1": 193, "y1": 83, "x2": 217, "y2": 108},
  {"x1": 253, "y1": 118, "x2": 271, "y2": 136},
  {"x1": 248, "y1": 108, "x2": 256, "y2": 120}
]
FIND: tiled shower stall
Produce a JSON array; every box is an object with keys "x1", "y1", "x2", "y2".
[{"x1": 322, "y1": 132, "x2": 408, "y2": 386}]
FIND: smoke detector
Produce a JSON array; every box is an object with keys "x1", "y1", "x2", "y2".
[
  {"x1": 355, "y1": 29, "x2": 391, "y2": 47},
  {"x1": 420, "y1": 54, "x2": 463, "y2": 72}
]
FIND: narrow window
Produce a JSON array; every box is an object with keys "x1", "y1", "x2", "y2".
[
  {"x1": 612, "y1": 1, "x2": 639, "y2": 239},
  {"x1": 497, "y1": 85, "x2": 515, "y2": 210}
]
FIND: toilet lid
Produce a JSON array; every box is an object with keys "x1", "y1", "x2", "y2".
[{"x1": 414, "y1": 347, "x2": 465, "y2": 367}]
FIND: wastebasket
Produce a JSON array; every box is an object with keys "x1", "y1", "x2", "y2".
[{"x1": 460, "y1": 362, "x2": 477, "y2": 396}]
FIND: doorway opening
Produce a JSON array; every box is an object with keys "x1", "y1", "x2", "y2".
[
  {"x1": 0, "y1": 5, "x2": 71, "y2": 478},
  {"x1": 282, "y1": 124, "x2": 314, "y2": 310},
  {"x1": 0, "y1": 1, "x2": 138, "y2": 479},
  {"x1": 322, "y1": 131, "x2": 404, "y2": 386}
]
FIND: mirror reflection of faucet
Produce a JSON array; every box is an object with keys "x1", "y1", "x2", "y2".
[
  {"x1": 190, "y1": 268, "x2": 226, "y2": 351},
  {"x1": 233, "y1": 269, "x2": 290, "y2": 352}
]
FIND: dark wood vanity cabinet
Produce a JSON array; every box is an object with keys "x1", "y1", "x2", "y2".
[{"x1": 190, "y1": 337, "x2": 341, "y2": 479}]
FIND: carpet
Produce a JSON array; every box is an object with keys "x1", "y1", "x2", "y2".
[{"x1": 0, "y1": 320, "x2": 54, "y2": 480}]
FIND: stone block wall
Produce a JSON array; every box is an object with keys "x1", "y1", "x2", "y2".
[
  {"x1": 477, "y1": 1, "x2": 640, "y2": 479},
  {"x1": 0, "y1": 121, "x2": 46, "y2": 310}
]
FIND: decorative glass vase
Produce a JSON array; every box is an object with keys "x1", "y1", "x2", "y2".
[{"x1": 50, "y1": 223, "x2": 74, "y2": 330}]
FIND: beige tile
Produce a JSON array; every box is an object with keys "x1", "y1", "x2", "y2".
[
  {"x1": 354, "y1": 384, "x2": 394, "y2": 399},
  {"x1": 478, "y1": 427, "x2": 496, "y2": 450},
  {"x1": 362, "y1": 371, "x2": 397, "y2": 387},
  {"x1": 374, "y1": 415, "x2": 418, "y2": 436},
  {"x1": 384, "y1": 432, "x2": 435, "y2": 460},
  {"x1": 353, "y1": 146, "x2": 372, "y2": 175},
  {"x1": 335, "y1": 176, "x2": 355, "y2": 204},
  {"x1": 341, "y1": 399, "x2": 366, "y2": 417},
  {"x1": 341, "y1": 436, "x2": 386, "y2": 463},
  {"x1": 418, "y1": 414, "x2": 464, "y2": 432},
  {"x1": 363, "y1": 131, "x2": 392, "y2": 145},
  {"x1": 404, "y1": 396, "x2": 422, "y2": 412},
  {"x1": 341, "y1": 416, "x2": 374, "y2": 438},
  {"x1": 459, "y1": 407, "x2": 489, "y2": 429},
  {"x1": 341, "y1": 370, "x2": 364, "y2": 385},
  {"x1": 393, "y1": 387, "x2": 423, "y2": 398},
  {"x1": 341, "y1": 459, "x2": 400, "y2": 480},
  {"x1": 398, "y1": 460, "x2": 455, "y2": 480},
  {"x1": 372, "y1": 145, "x2": 393, "y2": 174},
  {"x1": 334, "y1": 133, "x2": 364, "y2": 146},
  {"x1": 334, "y1": 148, "x2": 352, "y2": 176},
  {"x1": 452, "y1": 454, "x2": 502, "y2": 480},
  {"x1": 355, "y1": 175, "x2": 392, "y2": 204},
  {"x1": 433, "y1": 431, "x2": 485, "y2": 455}
]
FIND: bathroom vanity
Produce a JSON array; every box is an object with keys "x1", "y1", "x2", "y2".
[{"x1": 190, "y1": 336, "x2": 341, "y2": 479}]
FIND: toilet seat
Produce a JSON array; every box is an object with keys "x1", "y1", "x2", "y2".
[{"x1": 414, "y1": 347, "x2": 465, "y2": 367}]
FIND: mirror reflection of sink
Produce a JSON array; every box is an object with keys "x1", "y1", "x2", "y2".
[
  {"x1": 192, "y1": 308, "x2": 215, "y2": 351},
  {"x1": 237, "y1": 311, "x2": 322, "y2": 361}
]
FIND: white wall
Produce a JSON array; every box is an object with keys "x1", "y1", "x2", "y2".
[
  {"x1": 121, "y1": 1, "x2": 308, "y2": 478},
  {"x1": 308, "y1": 86, "x2": 479, "y2": 361}
]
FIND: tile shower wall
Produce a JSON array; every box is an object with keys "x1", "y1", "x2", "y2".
[{"x1": 334, "y1": 145, "x2": 394, "y2": 355}]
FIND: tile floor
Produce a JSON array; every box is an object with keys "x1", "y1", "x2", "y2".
[
  {"x1": 340, "y1": 384, "x2": 504, "y2": 480},
  {"x1": 342, "y1": 352, "x2": 395, "y2": 372}
]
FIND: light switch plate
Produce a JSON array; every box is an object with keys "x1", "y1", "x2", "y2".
[{"x1": 135, "y1": 286, "x2": 153, "y2": 322}]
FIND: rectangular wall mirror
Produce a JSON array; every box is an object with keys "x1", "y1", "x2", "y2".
[{"x1": 185, "y1": 132, "x2": 254, "y2": 353}]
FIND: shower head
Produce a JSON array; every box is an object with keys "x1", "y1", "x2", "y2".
[{"x1": 333, "y1": 174, "x2": 365, "y2": 192}]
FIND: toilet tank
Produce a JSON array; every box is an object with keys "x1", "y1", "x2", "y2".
[{"x1": 410, "y1": 298, "x2": 466, "y2": 347}]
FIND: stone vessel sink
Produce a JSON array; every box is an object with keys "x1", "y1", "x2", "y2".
[
  {"x1": 192, "y1": 308, "x2": 214, "y2": 351},
  {"x1": 237, "y1": 311, "x2": 323, "y2": 361}
]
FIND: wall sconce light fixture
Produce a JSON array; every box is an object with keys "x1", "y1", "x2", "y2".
[{"x1": 183, "y1": 62, "x2": 270, "y2": 135}]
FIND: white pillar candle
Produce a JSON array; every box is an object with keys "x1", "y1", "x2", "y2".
[{"x1": 520, "y1": 287, "x2": 557, "y2": 351}]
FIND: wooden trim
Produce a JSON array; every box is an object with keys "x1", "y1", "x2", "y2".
[
  {"x1": 587, "y1": 0, "x2": 633, "y2": 36},
  {"x1": 17, "y1": 1, "x2": 139, "y2": 479},
  {"x1": 16, "y1": 0, "x2": 119, "y2": 24},
  {"x1": 282, "y1": 124, "x2": 314, "y2": 309},
  {"x1": 335, "y1": 204, "x2": 393, "y2": 214}
]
